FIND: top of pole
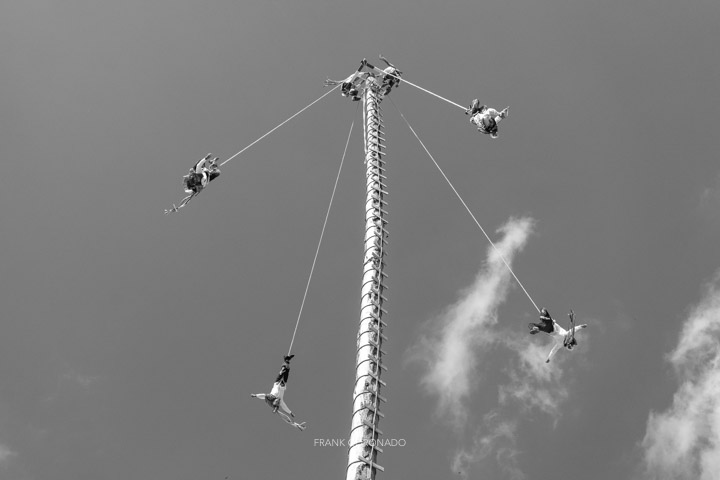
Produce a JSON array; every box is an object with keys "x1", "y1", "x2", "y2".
[{"x1": 324, "y1": 56, "x2": 402, "y2": 102}]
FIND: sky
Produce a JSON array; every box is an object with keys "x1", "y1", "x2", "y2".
[{"x1": 1, "y1": 0, "x2": 720, "y2": 479}]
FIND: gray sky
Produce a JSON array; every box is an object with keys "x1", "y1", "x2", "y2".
[{"x1": 2, "y1": 0, "x2": 720, "y2": 479}]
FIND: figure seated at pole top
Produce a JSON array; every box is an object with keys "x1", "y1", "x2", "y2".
[
  {"x1": 324, "y1": 56, "x2": 402, "y2": 100},
  {"x1": 377, "y1": 55, "x2": 402, "y2": 95},
  {"x1": 324, "y1": 59, "x2": 367, "y2": 101}
]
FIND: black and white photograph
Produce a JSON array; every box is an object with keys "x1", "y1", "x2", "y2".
[{"x1": 2, "y1": 1, "x2": 719, "y2": 479}]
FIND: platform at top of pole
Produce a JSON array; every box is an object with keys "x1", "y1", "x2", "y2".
[{"x1": 326, "y1": 56, "x2": 401, "y2": 102}]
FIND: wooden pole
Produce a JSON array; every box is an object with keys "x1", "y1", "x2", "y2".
[{"x1": 345, "y1": 73, "x2": 389, "y2": 480}]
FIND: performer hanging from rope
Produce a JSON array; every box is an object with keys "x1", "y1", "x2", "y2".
[
  {"x1": 186, "y1": 154, "x2": 221, "y2": 192},
  {"x1": 325, "y1": 59, "x2": 368, "y2": 101},
  {"x1": 250, "y1": 355, "x2": 306, "y2": 430},
  {"x1": 275, "y1": 354, "x2": 293, "y2": 386},
  {"x1": 466, "y1": 99, "x2": 508, "y2": 139},
  {"x1": 165, "y1": 154, "x2": 221, "y2": 214},
  {"x1": 528, "y1": 309, "x2": 588, "y2": 363},
  {"x1": 528, "y1": 308, "x2": 555, "y2": 335}
]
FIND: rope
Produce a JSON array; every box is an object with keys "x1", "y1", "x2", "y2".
[
  {"x1": 372, "y1": 67, "x2": 466, "y2": 111},
  {"x1": 389, "y1": 98, "x2": 540, "y2": 314},
  {"x1": 287, "y1": 103, "x2": 358, "y2": 355},
  {"x1": 219, "y1": 85, "x2": 340, "y2": 167}
]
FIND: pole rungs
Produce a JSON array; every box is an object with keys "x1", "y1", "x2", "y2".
[
  {"x1": 367, "y1": 313, "x2": 387, "y2": 326},
  {"x1": 369, "y1": 188, "x2": 389, "y2": 196},
  {"x1": 368, "y1": 197, "x2": 388, "y2": 207},
  {"x1": 367, "y1": 290, "x2": 388, "y2": 301},
  {"x1": 366, "y1": 346, "x2": 388, "y2": 368},
  {"x1": 359, "y1": 303, "x2": 388, "y2": 316},
  {"x1": 362, "y1": 259, "x2": 387, "y2": 271},
  {"x1": 366, "y1": 443, "x2": 384, "y2": 454},
  {"x1": 361, "y1": 422, "x2": 384, "y2": 437},
  {"x1": 367, "y1": 172, "x2": 388, "y2": 180},
  {"x1": 368, "y1": 327, "x2": 389, "y2": 343},
  {"x1": 360, "y1": 312, "x2": 387, "y2": 328},
  {"x1": 348, "y1": 82, "x2": 388, "y2": 480},
  {"x1": 357, "y1": 456, "x2": 385, "y2": 473},
  {"x1": 364, "y1": 403, "x2": 385, "y2": 418},
  {"x1": 367, "y1": 354, "x2": 388, "y2": 371}
]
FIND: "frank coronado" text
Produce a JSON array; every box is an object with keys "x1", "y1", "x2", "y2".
[{"x1": 313, "y1": 438, "x2": 406, "y2": 447}]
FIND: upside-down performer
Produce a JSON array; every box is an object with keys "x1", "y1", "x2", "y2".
[
  {"x1": 165, "y1": 154, "x2": 221, "y2": 214},
  {"x1": 466, "y1": 99, "x2": 508, "y2": 139},
  {"x1": 529, "y1": 309, "x2": 588, "y2": 363},
  {"x1": 250, "y1": 355, "x2": 306, "y2": 430}
]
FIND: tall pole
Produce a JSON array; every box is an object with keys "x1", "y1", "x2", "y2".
[{"x1": 346, "y1": 73, "x2": 389, "y2": 480}]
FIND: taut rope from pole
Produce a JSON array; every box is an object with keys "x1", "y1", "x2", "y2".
[
  {"x1": 287, "y1": 103, "x2": 358, "y2": 355},
  {"x1": 370, "y1": 67, "x2": 466, "y2": 111},
  {"x1": 389, "y1": 98, "x2": 541, "y2": 313},
  {"x1": 219, "y1": 85, "x2": 340, "y2": 167}
]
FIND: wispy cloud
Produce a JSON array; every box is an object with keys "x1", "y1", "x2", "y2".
[
  {"x1": 62, "y1": 371, "x2": 100, "y2": 388},
  {"x1": 412, "y1": 217, "x2": 534, "y2": 427},
  {"x1": 0, "y1": 443, "x2": 17, "y2": 466},
  {"x1": 411, "y1": 216, "x2": 588, "y2": 479},
  {"x1": 498, "y1": 337, "x2": 569, "y2": 419},
  {"x1": 452, "y1": 413, "x2": 525, "y2": 480},
  {"x1": 699, "y1": 172, "x2": 720, "y2": 209},
  {"x1": 641, "y1": 272, "x2": 720, "y2": 480},
  {"x1": 43, "y1": 369, "x2": 101, "y2": 404},
  {"x1": 451, "y1": 322, "x2": 583, "y2": 480}
]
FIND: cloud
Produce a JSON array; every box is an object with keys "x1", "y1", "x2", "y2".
[
  {"x1": 43, "y1": 370, "x2": 101, "y2": 404},
  {"x1": 700, "y1": 172, "x2": 720, "y2": 210},
  {"x1": 411, "y1": 216, "x2": 586, "y2": 478},
  {"x1": 498, "y1": 337, "x2": 569, "y2": 419},
  {"x1": 641, "y1": 272, "x2": 720, "y2": 480},
  {"x1": 452, "y1": 413, "x2": 525, "y2": 480},
  {"x1": 0, "y1": 443, "x2": 17, "y2": 466},
  {"x1": 699, "y1": 172, "x2": 720, "y2": 232},
  {"x1": 62, "y1": 372, "x2": 100, "y2": 388},
  {"x1": 412, "y1": 217, "x2": 534, "y2": 426}
]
